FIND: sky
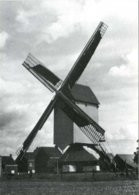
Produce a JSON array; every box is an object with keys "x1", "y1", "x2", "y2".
[{"x1": 0, "y1": 0, "x2": 138, "y2": 157}]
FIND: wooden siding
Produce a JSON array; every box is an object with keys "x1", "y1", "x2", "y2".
[{"x1": 54, "y1": 106, "x2": 73, "y2": 150}]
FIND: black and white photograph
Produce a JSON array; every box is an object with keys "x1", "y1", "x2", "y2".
[{"x1": 0, "y1": 0, "x2": 138, "y2": 194}]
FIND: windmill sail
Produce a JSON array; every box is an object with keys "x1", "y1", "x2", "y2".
[
  {"x1": 57, "y1": 93, "x2": 105, "y2": 145},
  {"x1": 23, "y1": 53, "x2": 62, "y2": 92},
  {"x1": 61, "y1": 22, "x2": 108, "y2": 90},
  {"x1": 16, "y1": 22, "x2": 110, "y2": 164}
]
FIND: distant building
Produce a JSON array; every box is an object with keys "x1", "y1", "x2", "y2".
[
  {"x1": 34, "y1": 147, "x2": 62, "y2": 173},
  {"x1": 60, "y1": 143, "x2": 99, "y2": 172},
  {"x1": 18, "y1": 152, "x2": 35, "y2": 173},
  {"x1": 134, "y1": 151, "x2": 139, "y2": 164},
  {"x1": 18, "y1": 147, "x2": 62, "y2": 173},
  {"x1": 17, "y1": 144, "x2": 100, "y2": 174},
  {"x1": 114, "y1": 154, "x2": 137, "y2": 171},
  {"x1": 54, "y1": 84, "x2": 100, "y2": 150},
  {"x1": 0, "y1": 154, "x2": 17, "y2": 176},
  {"x1": 134, "y1": 139, "x2": 139, "y2": 164},
  {"x1": 26, "y1": 152, "x2": 35, "y2": 173}
]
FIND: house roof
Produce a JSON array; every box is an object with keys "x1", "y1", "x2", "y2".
[
  {"x1": 71, "y1": 84, "x2": 99, "y2": 106},
  {"x1": 60, "y1": 144, "x2": 98, "y2": 162},
  {"x1": 34, "y1": 147, "x2": 62, "y2": 158},
  {"x1": 24, "y1": 152, "x2": 35, "y2": 160},
  {"x1": 115, "y1": 154, "x2": 137, "y2": 168},
  {"x1": 1, "y1": 155, "x2": 15, "y2": 166}
]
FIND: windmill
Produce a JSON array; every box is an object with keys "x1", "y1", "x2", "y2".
[{"x1": 16, "y1": 22, "x2": 112, "y2": 167}]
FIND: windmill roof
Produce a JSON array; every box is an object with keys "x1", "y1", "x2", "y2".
[
  {"x1": 115, "y1": 154, "x2": 136, "y2": 168},
  {"x1": 34, "y1": 147, "x2": 62, "y2": 158},
  {"x1": 60, "y1": 144, "x2": 98, "y2": 162},
  {"x1": 71, "y1": 84, "x2": 99, "y2": 106}
]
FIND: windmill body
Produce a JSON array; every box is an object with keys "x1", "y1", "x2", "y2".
[{"x1": 54, "y1": 84, "x2": 99, "y2": 150}]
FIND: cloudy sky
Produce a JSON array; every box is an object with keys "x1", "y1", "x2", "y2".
[{"x1": 0, "y1": 0, "x2": 138, "y2": 157}]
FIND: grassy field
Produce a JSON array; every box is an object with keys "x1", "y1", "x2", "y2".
[{"x1": 0, "y1": 180, "x2": 139, "y2": 195}]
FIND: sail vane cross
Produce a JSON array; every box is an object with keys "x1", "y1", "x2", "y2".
[{"x1": 16, "y1": 21, "x2": 108, "y2": 162}]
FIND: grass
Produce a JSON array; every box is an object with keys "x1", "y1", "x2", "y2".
[{"x1": 0, "y1": 180, "x2": 139, "y2": 195}]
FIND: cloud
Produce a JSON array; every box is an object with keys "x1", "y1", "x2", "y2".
[
  {"x1": 109, "y1": 65, "x2": 131, "y2": 77},
  {"x1": 0, "y1": 31, "x2": 9, "y2": 48},
  {"x1": 0, "y1": 75, "x2": 53, "y2": 156},
  {"x1": 16, "y1": 9, "x2": 30, "y2": 27},
  {"x1": 108, "y1": 50, "x2": 138, "y2": 77}
]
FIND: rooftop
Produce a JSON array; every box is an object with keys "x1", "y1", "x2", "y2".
[
  {"x1": 34, "y1": 147, "x2": 62, "y2": 158},
  {"x1": 60, "y1": 144, "x2": 98, "y2": 162},
  {"x1": 115, "y1": 154, "x2": 136, "y2": 168},
  {"x1": 1, "y1": 155, "x2": 15, "y2": 166},
  {"x1": 24, "y1": 152, "x2": 35, "y2": 159},
  {"x1": 71, "y1": 84, "x2": 99, "y2": 106}
]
